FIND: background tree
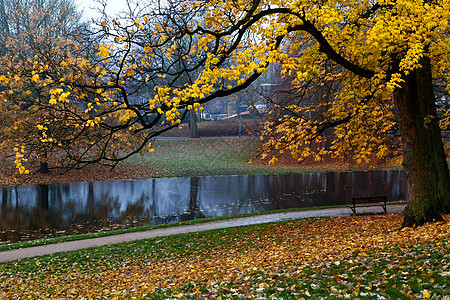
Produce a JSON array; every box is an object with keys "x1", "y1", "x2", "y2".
[{"x1": 0, "y1": 0, "x2": 88, "y2": 174}]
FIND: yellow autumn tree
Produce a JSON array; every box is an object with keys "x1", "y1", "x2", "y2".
[
  {"x1": 0, "y1": 0, "x2": 85, "y2": 175},
  {"x1": 0, "y1": 0, "x2": 148, "y2": 175},
  {"x1": 2, "y1": 0, "x2": 449, "y2": 226},
  {"x1": 89, "y1": 0, "x2": 448, "y2": 227}
]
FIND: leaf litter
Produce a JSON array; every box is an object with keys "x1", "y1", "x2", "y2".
[{"x1": 0, "y1": 213, "x2": 449, "y2": 299}]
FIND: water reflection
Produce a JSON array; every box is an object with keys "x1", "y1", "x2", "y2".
[{"x1": 0, "y1": 171, "x2": 407, "y2": 243}]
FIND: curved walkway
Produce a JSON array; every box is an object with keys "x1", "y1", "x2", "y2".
[{"x1": 0, "y1": 205, "x2": 406, "y2": 263}]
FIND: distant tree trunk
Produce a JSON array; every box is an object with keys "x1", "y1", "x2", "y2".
[
  {"x1": 189, "y1": 109, "x2": 199, "y2": 138},
  {"x1": 38, "y1": 149, "x2": 49, "y2": 174},
  {"x1": 237, "y1": 98, "x2": 241, "y2": 137},
  {"x1": 394, "y1": 57, "x2": 450, "y2": 226},
  {"x1": 39, "y1": 162, "x2": 49, "y2": 174}
]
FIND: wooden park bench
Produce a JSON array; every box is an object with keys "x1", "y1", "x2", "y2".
[{"x1": 349, "y1": 196, "x2": 387, "y2": 214}]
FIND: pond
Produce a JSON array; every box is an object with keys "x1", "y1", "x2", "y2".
[{"x1": 0, "y1": 170, "x2": 407, "y2": 243}]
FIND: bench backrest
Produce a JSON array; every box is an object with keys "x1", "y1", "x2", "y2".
[{"x1": 352, "y1": 196, "x2": 387, "y2": 204}]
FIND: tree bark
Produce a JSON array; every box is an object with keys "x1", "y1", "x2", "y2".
[
  {"x1": 38, "y1": 150, "x2": 49, "y2": 174},
  {"x1": 189, "y1": 109, "x2": 199, "y2": 138},
  {"x1": 393, "y1": 57, "x2": 450, "y2": 226}
]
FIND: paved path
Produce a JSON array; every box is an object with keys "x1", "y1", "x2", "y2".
[{"x1": 0, "y1": 205, "x2": 406, "y2": 263}]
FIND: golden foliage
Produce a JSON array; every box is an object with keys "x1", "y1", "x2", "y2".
[{"x1": 2, "y1": 0, "x2": 450, "y2": 173}]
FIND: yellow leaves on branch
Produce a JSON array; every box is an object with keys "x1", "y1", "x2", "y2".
[
  {"x1": 117, "y1": 110, "x2": 136, "y2": 123},
  {"x1": 400, "y1": 43, "x2": 425, "y2": 74},
  {"x1": 147, "y1": 142, "x2": 155, "y2": 153},
  {"x1": 86, "y1": 117, "x2": 101, "y2": 127},
  {"x1": 49, "y1": 89, "x2": 71, "y2": 105},
  {"x1": 134, "y1": 18, "x2": 142, "y2": 28},
  {"x1": 261, "y1": 90, "x2": 400, "y2": 166},
  {"x1": 31, "y1": 73, "x2": 39, "y2": 82},
  {"x1": 255, "y1": 1, "x2": 450, "y2": 167},
  {"x1": 386, "y1": 73, "x2": 405, "y2": 92},
  {"x1": 13, "y1": 146, "x2": 29, "y2": 175},
  {"x1": 97, "y1": 44, "x2": 112, "y2": 59}
]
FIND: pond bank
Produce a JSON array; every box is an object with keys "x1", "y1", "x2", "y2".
[
  {"x1": 0, "y1": 137, "x2": 402, "y2": 187},
  {"x1": 0, "y1": 204, "x2": 407, "y2": 263}
]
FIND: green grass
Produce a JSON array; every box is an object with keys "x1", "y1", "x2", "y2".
[
  {"x1": 0, "y1": 202, "x2": 406, "y2": 252},
  {"x1": 126, "y1": 137, "x2": 400, "y2": 178},
  {"x1": 0, "y1": 206, "x2": 323, "y2": 252},
  {"x1": 0, "y1": 205, "x2": 344, "y2": 252},
  {"x1": 127, "y1": 138, "x2": 291, "y2": 177}
]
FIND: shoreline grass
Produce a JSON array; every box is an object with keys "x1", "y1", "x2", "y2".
[
  {"x1": 0, "y1": 202, "x2": 407, "y2": 252},
  {"x1": 1, "y1": 137, "x2": 403, "y2": 187}
]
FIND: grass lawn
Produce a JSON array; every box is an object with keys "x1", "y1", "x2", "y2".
[
  {"x1": 1, "y1": 213, "x2": 449, "y2": 299},
  {"x1": 126, "y1": 137, "x2": 302, "y2": 177},
  {"x1": 125, "y1": 137, "x2": 399, "y2": 178}
]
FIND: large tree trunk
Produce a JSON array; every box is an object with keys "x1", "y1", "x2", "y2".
[{"x1": 393, "y1": 57, "x2": 450, "y2": 226}]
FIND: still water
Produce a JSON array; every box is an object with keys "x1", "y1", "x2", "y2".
[{"x1": 0, "y1": 171, "x2": 407, "y2": 243}]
